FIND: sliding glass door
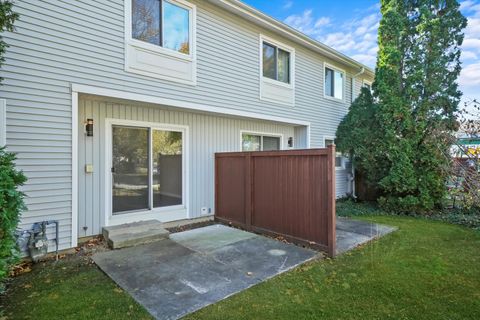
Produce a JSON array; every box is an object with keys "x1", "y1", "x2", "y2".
[{"x1": 111, "y1": 124, "x2": 184, "y2": 215}]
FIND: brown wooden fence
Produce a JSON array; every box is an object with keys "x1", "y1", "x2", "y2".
[{"x1": 215, "y1": 146, "x2": 336, "y2": 257}]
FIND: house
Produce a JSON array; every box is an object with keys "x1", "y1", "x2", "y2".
[{"x1": 0, "y1": 0, "x2": 374, "y2": 253}]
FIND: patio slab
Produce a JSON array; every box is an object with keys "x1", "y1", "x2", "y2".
[
  {"x1": 94, "y1": 219, "x2": 396, "y2": 320},
  {"x1": 94, "y1": 225, "x2": 318, "y2": 320},
  {"x1": 336, "y1": 217, "x2": 397, "y2": 254}
]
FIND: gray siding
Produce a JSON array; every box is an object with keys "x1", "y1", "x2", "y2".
[{"x1": 0, "y1": 0, "x2": 373, "y2": 249}]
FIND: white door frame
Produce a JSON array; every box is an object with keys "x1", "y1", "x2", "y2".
[{"x1": 104, "y1": 118, "x2": 190, "y2": 227}]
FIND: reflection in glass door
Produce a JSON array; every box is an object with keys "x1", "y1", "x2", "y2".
[
  {"x1": 152, "y1": 130, "x2": 183, "y2": 208},
  {"x1": 112, "y1": 126, "x2": 149, "y2": 214}
]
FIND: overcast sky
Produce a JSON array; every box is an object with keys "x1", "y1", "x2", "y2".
[{"x1": 244, "y1": 0, "x2": 480, "y2": 107}]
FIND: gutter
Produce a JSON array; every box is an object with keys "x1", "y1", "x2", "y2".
[{"x1": 349, "y1": 67, "x2": 366, "y2": 199}]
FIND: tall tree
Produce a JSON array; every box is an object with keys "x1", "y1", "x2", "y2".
[{"x1": 337, "y1": 0, "x2": 467, "y2": 213}]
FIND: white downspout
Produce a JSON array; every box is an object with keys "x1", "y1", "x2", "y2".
[{"x1": 349, "y1": 67, "x2": 366, "y2": 198}]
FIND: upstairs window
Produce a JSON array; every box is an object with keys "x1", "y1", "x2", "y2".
[
  {"x1": 263, "y1": 42, "x2": 291, "y2": 84},
  {"x1": 132, "y1": 0, "x2": 191, "y2": 55},
  {"x1": 325, "y1": 66, "x2": 344, "y2": 100}
]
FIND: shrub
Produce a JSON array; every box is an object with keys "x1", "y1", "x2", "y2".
[{"x1": 0, "y1": 147, "x2": 27, "y2": 289}]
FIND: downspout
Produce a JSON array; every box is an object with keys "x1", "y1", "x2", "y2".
[{"x1": 349, "y1": 67, "x2": 366, "y2": 198}]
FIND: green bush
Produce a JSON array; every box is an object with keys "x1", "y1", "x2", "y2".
[{"x1": 0, "y1": 147, "x2": 27, "y2": 288}]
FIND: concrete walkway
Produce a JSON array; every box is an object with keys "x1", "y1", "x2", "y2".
[{"x1": 94, "y1": 219, "x2": 396, "y2": 320}]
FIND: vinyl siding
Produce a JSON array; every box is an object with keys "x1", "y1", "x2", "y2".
[
  {"x1": 78, "y1": 95, "x2": 296, "y2": 237},
  {"x1": 0, "y1": 0, "x2": 373, "y2": 250}
]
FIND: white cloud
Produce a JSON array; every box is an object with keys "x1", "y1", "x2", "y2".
[
  {"x1": 314, "y1": 17, "x2": 331, "y2": 28},
  {"x1": 460, "y1": 62, "x2": 480, "y2": 87},
  {"x1": 462, "y1": 50, "x2": 478, "y2": 60},
  {"x1": 284, "y1": 8, "x2": 380, "y2": 68},
  {"x1": 461, "y1": 0, "x2": 476, "y2": 11},
  {"x1": 283, "y1": 1, "x2": 293, "y2": 10},
  {"x1": 284, "y1": 10, "x2": 331, "y2": 37}
]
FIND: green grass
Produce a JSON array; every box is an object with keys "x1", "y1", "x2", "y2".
[
  {"x1": 0, "y1": 258, "x2": 152, "y2": 320},
  {"x1": 2, "y1": 216, "x2": 480, "y2": 320}
]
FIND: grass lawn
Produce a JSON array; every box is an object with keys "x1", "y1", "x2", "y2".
[{"x1": 2, "y1": 215, "x2": 480, "y2": 320}]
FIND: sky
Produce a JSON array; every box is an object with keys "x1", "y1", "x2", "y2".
[{"x1": 243, "y1": 0, "x2": 480, "y2": 108}]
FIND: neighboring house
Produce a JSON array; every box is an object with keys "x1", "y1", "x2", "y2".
[{"x1": 0, "y1": 0, "x2": 374, "y2": 252}]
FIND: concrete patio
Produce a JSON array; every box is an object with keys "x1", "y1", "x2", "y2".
[{"x1": 93, "y1": 219, "x2": 396, "y2": 320}]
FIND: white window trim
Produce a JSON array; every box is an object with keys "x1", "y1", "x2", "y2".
[
  {"x1": 259, "y1": 34, "x2": 295, "y2": 106},
  {"x1": 104, "y1": 118, "x2": 190, "y2": 227},
  {"x1": 324, "y1": 135, "x2": 346, "y2": 170},
  {"x1": 362, "y1": 79, "x2": 373, "y2": 93},
  {"x1": 0, "y1": 99, "x2": 6, "y2": 147},
  {"x1": 323, "y1": 62, "x2": 346, "y2": 102},
  {"x1": 240, "y1": 130, "x2": 284, "y2": 151},
  {"x1": 259, "y1": 35, "x2": 295, "y2": 88},
  {"x1": 124, "y1": 0, "x2": 197, "y2": 85}
]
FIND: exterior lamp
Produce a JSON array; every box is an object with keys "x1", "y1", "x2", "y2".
[
  {"x1": 86, "y1": 119, "x2": 94, "y2": 137},
  {"x1": 288, "y1": 137, "x2": 293, "y2": 148}
]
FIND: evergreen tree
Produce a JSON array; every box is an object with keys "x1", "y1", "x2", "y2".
[{"x1": 337, "y1": 0, "x2": 467, "y2": 213}]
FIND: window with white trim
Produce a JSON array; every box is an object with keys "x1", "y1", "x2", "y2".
[
  {"x1": 324, "y1": 138, "x2": 344, "y2": 169},
  {"x1": 262, "y1": 42, "x2": 291, "y2": 84},
  {"x1": 132, "y1": 0, "x2": 191, "y2": 55},
  {"x1": 242, "y1": 133, "x2": 281, "y2": 151},
  {"x1": 325, "y1": 66, "x2": 344, "y2": 100},
  {"x1": 126, "y1": 0, "x2": 196, "y2": 84}
]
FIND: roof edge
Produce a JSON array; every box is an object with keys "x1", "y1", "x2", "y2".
[{"x1": 208, "y1": 0, "x2": 375, "y2": 77}]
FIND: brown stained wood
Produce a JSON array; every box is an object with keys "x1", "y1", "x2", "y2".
[{"x1": 215, "y1": 148, "x2": 336, "y2": 257}]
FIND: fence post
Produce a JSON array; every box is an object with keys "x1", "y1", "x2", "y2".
[
  {"x1": 326, "y1": 145, "x2": 337, "y2": 257},
  {"x1": 245, "y1": 154, "x2": 252, "y2": 230}
]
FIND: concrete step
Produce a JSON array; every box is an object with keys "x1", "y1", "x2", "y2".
[{"x1": 103, "y1": 220, "x2": 170, "y2": 249}]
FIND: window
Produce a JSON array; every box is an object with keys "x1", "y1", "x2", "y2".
[
  {"x1": 111, "y1": 124, "x2": 184, "y2": 214},
  {"x1": 132, "y1": 0, "x2": 191, "y2": 55},
  {"x1": 363, "y1": 81, "x2": 373, "y2": 93},
  {"x1": 325, "y1": 66, "x2": 344, "y2": 100},
  {"x1": 324, "y1": 138, "x2": 344, "y2": 169},
  {"x1": 242, "y1": 133, "x2": 281, "y2": 151},
  {"x1": 263, "y1": 42, "x2": 291, "y2": 84}
]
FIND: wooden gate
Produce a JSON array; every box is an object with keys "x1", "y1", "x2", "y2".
[{"x1": 215, "y1": 146, "x2": 336, "y2": 257}]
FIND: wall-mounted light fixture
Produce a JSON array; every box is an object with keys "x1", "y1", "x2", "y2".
[
  {"x1": 86, "y1": 119, "x2": 94, "y2": 137},
  {"x1": 288, "y1": 137, "x2": 293, "y2": 148}
]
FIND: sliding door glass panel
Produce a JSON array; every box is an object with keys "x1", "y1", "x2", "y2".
[
  {"x1": 263, "y1": 136, "x2": 281, "y2": 151},
  {"x1": 152, "y1": 130, "x2": 183, "y2": 208},
  {"x1": 242, "y1": 134, "x2": 261, "y2": 151},
  {"x1": 112, "y1": 126, "x2": 149, "y2": 214}
]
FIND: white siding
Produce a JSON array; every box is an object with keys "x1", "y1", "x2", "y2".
[{"x1": 0, "y1": 0, "x2": 373, "y2": 249}]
